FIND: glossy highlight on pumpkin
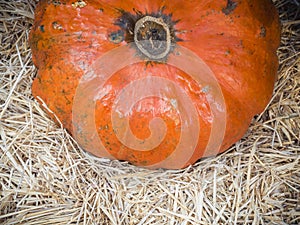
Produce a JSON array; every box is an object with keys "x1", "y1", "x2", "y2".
[{"x1": 30, "y1": 0, "x2": 281, "y2": 169}]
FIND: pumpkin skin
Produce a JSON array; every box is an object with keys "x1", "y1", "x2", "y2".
[{"x1": 30, "y1": 0, "x2": 281, "y2": 169}]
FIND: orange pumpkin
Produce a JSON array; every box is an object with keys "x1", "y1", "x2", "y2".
[{"x1": 30, "y1": 0, "x2": 281, "y2": 169}]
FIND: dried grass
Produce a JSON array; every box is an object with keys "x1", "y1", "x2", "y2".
[{"x1": 0, "y1": 0, "x2": 299, "y2": 224}]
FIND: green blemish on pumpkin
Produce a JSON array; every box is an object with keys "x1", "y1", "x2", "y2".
[
  {"x1": 260, "y1": 26, "x2": 266, "y2": 37},
  {"x1": 49, "y1": 0, "x2": 61, "y2": 6},
  {"x1": 52, "y1": 21, "x2": 63, "y2": 30},
  {"x1": 222, "y1": 0, "x2": 238, "y2": 15},
  {"x1": 39, "y1": 25, "x2": 45, "y2": 32},
  {"x1": 108, "y1": 30, "x2": 124, "y2": 44},
  {"x1": 55, "y1": 106, "x2": 65, "y2": 114}
]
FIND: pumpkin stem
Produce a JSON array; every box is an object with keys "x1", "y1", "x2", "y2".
[{"x1": 134, "y1": 16, "x2": 171, "y2": 60}]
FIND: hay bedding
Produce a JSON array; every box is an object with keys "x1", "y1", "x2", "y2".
[{"x1": 0, "y1": 0, "x2": 299, "y2": 224}]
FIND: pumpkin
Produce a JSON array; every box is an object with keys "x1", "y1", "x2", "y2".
[{"x1": 30, "y1": 0, "x2": 281, "y2": 169}]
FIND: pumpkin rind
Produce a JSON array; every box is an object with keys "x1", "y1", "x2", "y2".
[{"x1": 30, "y1": 0, "x2": 281, "y2": 169}]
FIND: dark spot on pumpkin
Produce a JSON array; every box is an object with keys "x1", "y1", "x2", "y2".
[
  {"x1": 239, "y1": 40, "x2": 244, "y2": 48},
  {"x1": 55, "y1": 106, "x2": 65, "y2": 114},
  {"x1": 52, "y1": 21, "x2": 64, "y2": 30},
  {"x1": 99, "y1": 8, "x2": 104, "y2": 12},
  {"x1": 108, "y1": 30, "x2": 124, "y2": 44},
  {"x1": 77, "y1": 34, "x2": 82, "y2": 40},
  {"x1": 37, "y1": 75, "x2": 42, "y2": 83},
  {"x1": 222, "y1": 0, "x2": 238, "y2": 15},
  {"x1": 39, "y1": 25, "x2": 45, "y2": 32},
  {"x1": 260, "y1": 26, "x2": 266, "y2": 37},
  {"x1": 48, "y1": 0, "x2": 61, "y2": 6}
]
